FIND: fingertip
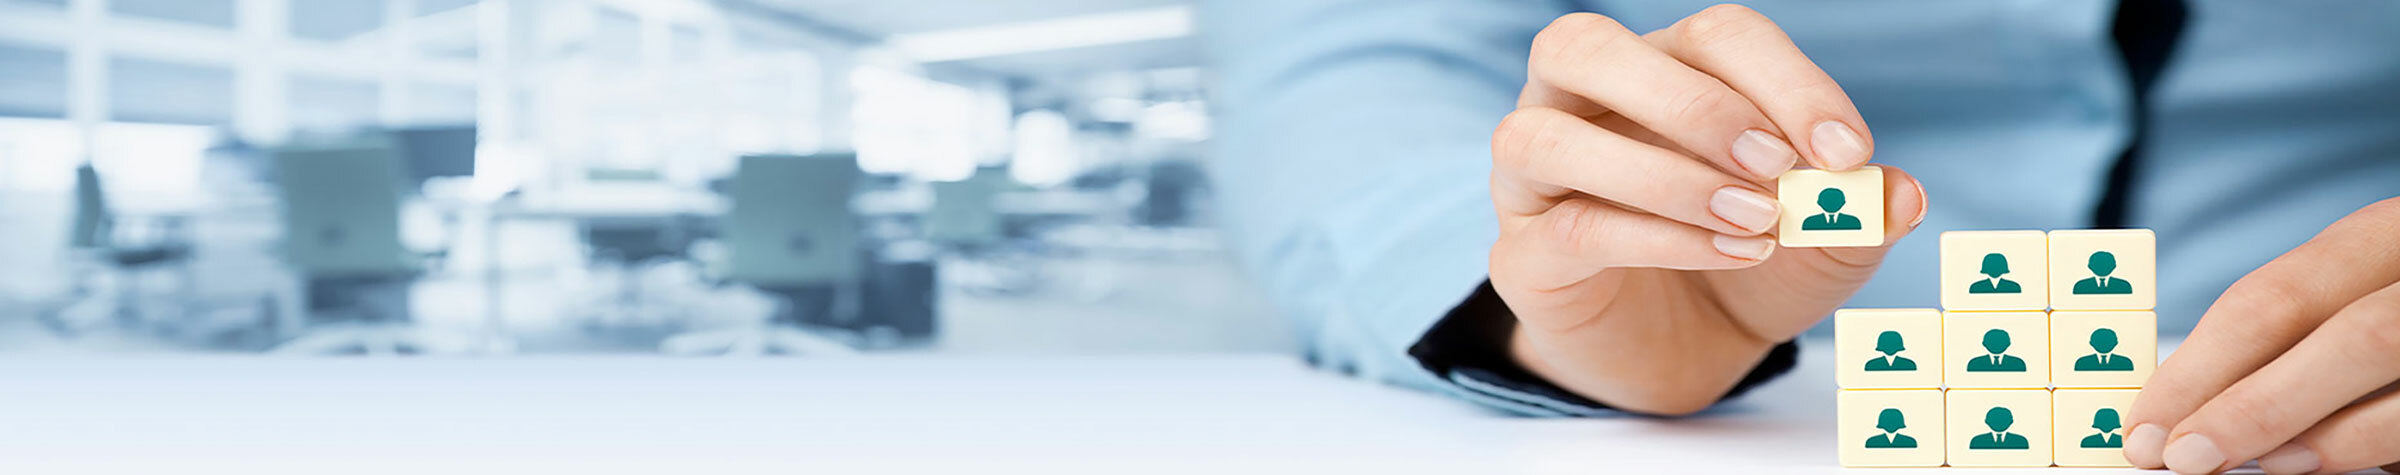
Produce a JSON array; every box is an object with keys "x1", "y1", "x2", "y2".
[
  {"x1": 1711, "y1": 233, "x2": 1777, "y2": 263},
  {"x1": 2125, "y1": 423, "x2": 2170, "y2": 468},
  {"x1": 1808, "y1": 120, "x2": 1871, "y2": 171}
]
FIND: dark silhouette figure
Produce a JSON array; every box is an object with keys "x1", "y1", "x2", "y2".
[
  {"x1": 1965, "y1": 329, "x2": 2027, "y2": 372},
  {"x1": 1865, "y1": 408, "x2": 1918, "y2": 448},
  {"x1": 2082, "y1": 408, "x2": 2125, "y2": 448},
  {"x1": 1968, "y1": 253, "x2": 2022, "y2": 294},
  {"x1": 2075, "y1": 328, "x2": 2136, "y2": 371},
  {"x1": 1969, "y1": 407, "x2": 2031, "y2": 450},
  {"x1": 1801, "y1": 188, "x2": 1863, "y2": 231},
  {"x1": 2073, "y1": 251, "x2": 2134, "y2": 295},
  {"x1": 1865, "y1": 331, "x2": 1917, "y2": 371}
]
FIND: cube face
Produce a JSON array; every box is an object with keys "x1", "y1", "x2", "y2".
[
  {"x1": 1940, "y1": 231, "x2": 2051, "y2": 311},
  {"x1": 1836, "y1": 309, "x2": 1943, "y2": 389},
  {"x1": 1945, "y1": 390, "x2": 2054, "y2": 467},
  {"x1": 1775, "y1": 166, "x2": 1885, "y2": 248},
  {"x1": 1839, "y1": 390, "x2": 1947, "y2": 467},
  {"x1": 2047, "y1": 230, "x2": 2156, "y2": 310},
  {"x1": 2053, "y1": 390, "x2": 2140, "y2": 467},
  {"x1": 1943, "y1": 312, "x2": 2051, "y2": 389},
  {"x1": 2049, "y1": 311, "x2": 2156, "y2": 388}
]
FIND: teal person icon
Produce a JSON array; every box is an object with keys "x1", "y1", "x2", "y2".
[
  {"x1": 1968, "y1": 407, "x2": 2031, "y2": 450},
  {"x1": 1968, "y1": 253, "x2": 2022, "y2": 294},
  {"x1": 1965, "y1": 329, "x2": 2027, "y2": 372},
  {"x1": 2082, "y1": 408, "x2": 2125, "y2": 448},
  {"x1": 2074, "y1": 328, "x2": 2135, "y2": 371},
  {"x1": 2073, "y1": 251, "x2": 2134, "y2": 295},
  {"x1": 1864, "y1": 331, "x2": 1917, "y2": 371},
  {"x1": 1800, "y1": 188, "x2": 1863, "y2": 231},
  {"x1": 1865, "y1": 408, "x2": 1918, "y2": 448}
]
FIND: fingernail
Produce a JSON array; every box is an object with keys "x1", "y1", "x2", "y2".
[
  {"x1": 2163, "y1": 434, "x2": 2226, "y2": 474},
  {"x1": 2259, "y1": 442, "x2": 2319, "y2": 474},
  {"x1": 1810, "y1": 121, "x2": 1869, "y2": 170},
  {"x1": 1730, "y1": 129, "x2": 1797, "y2": 179},
  {"x1": 2125, "y1": 424, "x2": 2169, "y2": 468},
  {"x1": 1709, "y1": 186, "x2": 1780, "y2": 233},
  {"x1": 1712, "y1": 234, "x2": 1775, "y2": 261},
  {"x1": 1906, "y1": 176, "x2": 1929, "y2": 227}
]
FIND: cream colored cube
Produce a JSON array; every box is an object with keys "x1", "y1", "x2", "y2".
[
  {"x1": 2054, "y1": 389, "x2": 2140, "y2": 467},
  {"x1": 1941, "y1": 231, "x2": 2050, "y2": 311},
  {"x1": 1943, "y1": 311, "x2": 2051, "y2": 389},
  {"x1": 1946, "y1": 389, "x2": 2054, "y2": 467},
  {"x1": 1838, "y1": 389, "x2": 1946, "y2": 467},
  {"x1": 2051, "y1": 311, "x2": 2156, "y2": 388},
  {"x1": 2048, "y1": 229, "x2": 2156, "y2": 311},
  {"x1": 1775, "y1": 166, "x2": 1885, "y2": 248},
  {"x1": 1836, "y1": 309, "x2": 1942, "y2": 389}
]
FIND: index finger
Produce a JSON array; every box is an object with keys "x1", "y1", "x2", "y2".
[
  {"x1": 1520, "y1": 13, "x2": 1794, "y2": 181},
  {"x1": 1644, "y1": 4, "x2": 1873, "y2": 171}
]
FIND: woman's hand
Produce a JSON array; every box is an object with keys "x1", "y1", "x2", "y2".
[
  {"x1": 1487, "y1": 6, "x2": 1927, "y2": 415},
  {"x1": 2123, "y1": 197, "x2": 2400, "y2": 474}
]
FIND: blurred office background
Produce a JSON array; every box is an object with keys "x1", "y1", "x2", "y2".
[{"x1": 0, "y1": 0, "x2": 1287, "y2": 356}]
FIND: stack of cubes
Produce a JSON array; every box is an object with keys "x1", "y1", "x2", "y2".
[{"x1": 1836, "y1": 230, "x2": 2158, "y2": 467}]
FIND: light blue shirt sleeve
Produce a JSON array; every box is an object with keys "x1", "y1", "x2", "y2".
[{"x1": 1202, "y1": 0, "x2": 1600, "y2": 415}]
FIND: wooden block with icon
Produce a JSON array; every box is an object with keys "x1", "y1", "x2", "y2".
[{"x1": 1775, "y1": 166, "x2": 1885, "y2": 248}]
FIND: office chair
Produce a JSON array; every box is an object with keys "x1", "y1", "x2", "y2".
[
  {"x1": 660, "y1": 154, "x2": 863, "y2": 356},
  {"x1": 268, "y1": 143, "x2": 472, "y2": 355},
  {"x1": 36, "y1": 163, "x2": 198, "y2": 337}
]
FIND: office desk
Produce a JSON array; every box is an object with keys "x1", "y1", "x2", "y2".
[{"x1": 0, "y1": 342, "x2": 2155, "y2": 474}]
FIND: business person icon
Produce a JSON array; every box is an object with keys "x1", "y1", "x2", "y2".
[
  {"x1": 2073, "y1": 251, "x2": 2134, "y2": 294},
  {"x1": 1865, "y1": 408, "x2": 1918, "y2": 448},
  {"x1": 1864, "y1": 331, "x2": 1917, "y2": 371},
  {"x1": 1969, "y1": 407, "x2": 2031, "y2": 450},
  {"x1": 1965, "y1": 329, "x2": 2027, "y2": 372},
  {"x1": 2082, "y1": 408, "x2": 2125, "y2": 448},
  {"x1": 1968, "y1": 253, "x2": 2022, "y2": 294},
  {"x1": 2074, "y1": 328, "x2": 2135, "y2": 371},
  {"x1": 1800, "y1": 188, "x2": 1863, "y2": 230}
]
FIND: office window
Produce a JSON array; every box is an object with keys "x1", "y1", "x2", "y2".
[
  {"x1": 414, "y1": 0, "x2": 479, "y2": 61},
  {"x1": 288, "y1": 75, "x2": 381, "y2": 133},
  {"x1": 853, "y1": 67, "x2": 976, "y2": 181},
  {"x1": 110, "y1": 0, "x2": 236, "y2": 28},
  {"x1": 0, "y1": 43, "x2": 68, "y2": 118},
  {"x1": 109, "y1": 57, "x2": 234, "y2": 126},
  {"x1": 413, "y1": 84, "x2": 476, "y2": 126},
  {"x1": 291, "y1": 0, "x2": 387, "y2": 42}
]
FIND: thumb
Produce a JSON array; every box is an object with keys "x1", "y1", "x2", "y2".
[{"x1": 1721, "y1": 164, "x2": 1928, "y2": 340}]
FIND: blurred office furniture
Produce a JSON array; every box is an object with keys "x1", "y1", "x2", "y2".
[
  {"x1": 859, "y1": 243, "x2": 939, "y2": 343},
  {"x1": 573, "y1": 169, "x2": 699, "y2": 329},
  {"x1": 35, "y1": 164, "x2": 198, "y2": 337},
  {"x1": 269, "y1": 143, "x2": 470, "y2": 355},
  {"x1": 925, "y1": 170, "x2": 1038, "y2": 298},
  {"x1": 662, "y1": 154, "x2": 862, "y2": 356},
  {"x1": 390, "y1": 126, "x2": 477, "y2": 272},
  {"x1": 481, "y1": 183, "x2": 724, "y2": 338}
]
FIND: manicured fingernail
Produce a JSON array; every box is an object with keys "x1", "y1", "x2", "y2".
[
  {"x1": 1810, "y1": 121, "x2": 1869, "y2": 170},
  {"x1": 1712, "y1": 234, "x2": 1775, "y2": 261},
  {"x1": 2125, "y1": 423, "x2": 2169, "y2": 468},
  {"x1": 1730, "y1": 129, "x2": 1797, "y2": 179},
  {"x1": 2259, "y1": 442, "x2": 2319, "y2": 474},
  {"x1": 2163, "y1": 434, "x2": 2226, "y2": 474},
  {"x1": 1906, "y1": 176, "x2": 1929, "y2": 227},
  {"x1": 1709, "y1": 186, "x2": 1780, "y2": 233}
]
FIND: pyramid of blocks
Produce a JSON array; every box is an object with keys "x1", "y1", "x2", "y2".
[{"x1": 1834, "y1": 230, "x2": 2158, "y2": 468}]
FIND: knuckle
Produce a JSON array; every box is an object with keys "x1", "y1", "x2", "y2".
[
  {"x1": 1546, "y1": 200, "x2": 1617, "y2": 252},
  {"x1": 2202, "y1": 394, "x2": 2286, "y2": 439},
  {"x1": 1530, "y1": 13, "x2": 1630, "y2": 74},
  {"x1": 1662, "y1": 84, "x2": 1739, "y2": 127},
  {"x1": 2219, "y1": 275, "x2": 2312, "y2": 322},
  {"x1": 1492, "y1": 108, "x2": 1568, "y2": 167},
  {"x1": 1680, "y1": 4, "x2": 1770, "y2": 48}
]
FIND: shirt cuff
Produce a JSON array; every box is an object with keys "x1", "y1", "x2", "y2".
[{"x1": 1406, "y1": 280, "x2": 1801, "y2": 417}]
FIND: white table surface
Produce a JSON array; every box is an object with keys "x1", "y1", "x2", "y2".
[{"x1": 0, "y1": 340, "x2": 2180, "y2": 474}]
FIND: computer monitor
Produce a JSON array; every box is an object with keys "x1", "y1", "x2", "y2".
[
  {"x1": 273, "y1": 144, "x2": 411, "y2": 276},
  {"x1": 725, "y1": 153, "x2": 863, "y2": 287},
  {"x1": 390, "y1": 126, "x2": 476, "y2": 185}
]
